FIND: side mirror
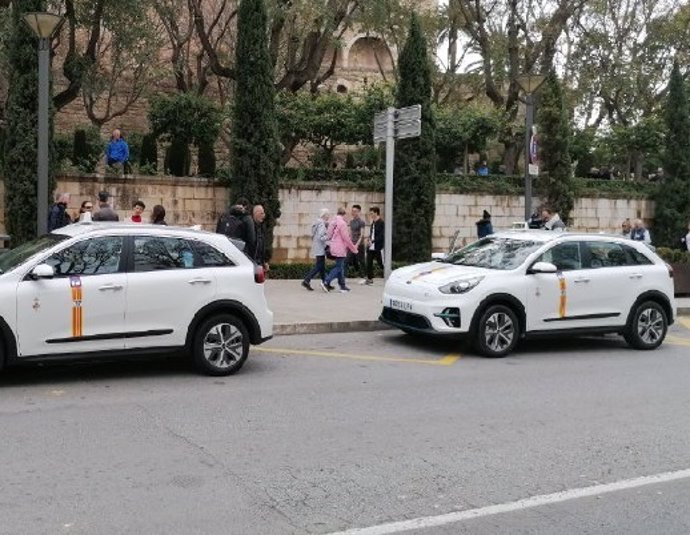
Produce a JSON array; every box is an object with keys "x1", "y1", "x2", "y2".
[
  {"x1": 528, "y1": 261, "x2": 558, "y2": 274},
  {"x1": 30, "y1": 263, "x2": 55, "y2": 280}
]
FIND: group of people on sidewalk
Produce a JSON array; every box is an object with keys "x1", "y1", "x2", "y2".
[
  {"x1": 48, "y1": 191, "x2": 167, "y2": 231},
  {"x1": 302, "y1": 205, "x2": 384, "y2": 294}
]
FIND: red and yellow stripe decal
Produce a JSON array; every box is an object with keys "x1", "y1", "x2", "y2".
[
  {"x1": 557, "y1": 272, "x2": 567, "y2": 318},
  {"x1": 70, "y1": 276, "x2": 83, "y2": 337}
]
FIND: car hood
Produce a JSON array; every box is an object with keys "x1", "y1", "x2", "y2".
[{"x1": 391, "y1": 261, "x2": 490, "y2": 286}]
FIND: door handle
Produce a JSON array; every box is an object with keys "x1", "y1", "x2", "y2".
[
  {"x1": 187, "y1": 278, "x2": 212, "y2": 285},
  {"x1": 99, "y1": 284, "x2": 123, "y2": 291},
  {"x1": 574, "y1": 278, "x2": 590, "y2": 284},
  {"x1": 629, "y1": 273, "x2": 643, "y2": 280}
]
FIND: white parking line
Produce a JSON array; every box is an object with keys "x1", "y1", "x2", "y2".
[{"x1": 327, "y1": 468, "x2": 690, "y2": 535}]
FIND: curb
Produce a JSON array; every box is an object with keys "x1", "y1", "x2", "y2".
[
  {"x1": 275, "y1": 320, "x2": 391, "y2": 336},
  {"x1": 679, "y1": 308, "x2": 690, "y2": 316}
]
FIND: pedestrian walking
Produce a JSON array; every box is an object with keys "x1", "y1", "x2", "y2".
[
  {"x1": 630, "y1": 219, "x2": 651, "y2": 245},
  {"x1": 302, "y1": 208, "x2": 330, "y2": 291},
  {"x1": 541, "y1": 208, "x2": 566, "y2": 231},
  {"x1": 216, "y1": 198, "x2": 255, "y2": 250},
  {"x1": 362, "y1": 206, "x2": 385, "y2": 286},
  {"x1": 476, "y1": 210, "x2": 493, "y2": 239},
  {"x1": 47, "y1": 193, "x2": 72, "y2": 231},
  {"x1": 150, "y1": 204, "x2": 167, "y2": 225},
  {"x1": 252, "y1": 204, "x2": 269, "y2": 272},
  {"x1": 321, "y1": 207, "x2": 358, "y2": 293},
  {"x1": 345, "y1": 204, "x2": 366, "y2": 278},
  {"x1": 127, "y1": 200, "x2": 145, "y2": 223},
  {"x1": 92, "y1": 191, "x2": 120, "y2": 222}
]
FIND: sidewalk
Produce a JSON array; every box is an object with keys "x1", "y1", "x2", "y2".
[{"x1": 264, "y1": 279, "x2": 690, "y2": 336}]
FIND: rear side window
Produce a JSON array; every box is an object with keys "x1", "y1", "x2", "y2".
[
  {"x1": 193, "y1": 240, "x2": 235, "y2": 267},
  {"x1": 622, "y1": 244, "x2": 653, "y2": 265},
  {"x1": 584, "y1": 241, "x2": 629, "y2": 268},
  {"x1": 133, "y1": 236, "x2": 195, "y2": 272}
]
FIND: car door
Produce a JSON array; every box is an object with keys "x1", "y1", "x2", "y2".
[
  {"x1": 525, "y1": 241, "x2": 598, "y2": 331},
  {"x1": 15, "y1": 236, "x2": 127, "y2": 356},
  {"x1": 124, "y1": 235, "x2": 218, "y2": 349}
]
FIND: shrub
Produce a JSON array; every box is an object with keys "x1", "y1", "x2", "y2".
[
  {"x1": 139, "y1": 133, "x2": 158, "y2": 173},
  {"x1": 72, "y1": 127, "x2": 103, "y2": 173},
  {"x1": 54, "y1": 132, "x2": 73, "y2": 171},
  {"x1": 656, "y1": 247, "x2": 690, "y2": 264},
  {"x1": 198, "y1": 141, "x2": 217, "y2": 177},
  {"x1": 165, "y1": 138, "x2": 191, "y2": 177}
]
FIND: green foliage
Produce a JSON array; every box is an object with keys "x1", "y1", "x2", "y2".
[
  {"x1": 393, "y1": 14, "x2": 436, "y2": 263},
  {"x1": 656, "y1": 247, "x2": 690, "y2": 264},
  {"x1": 165, "y1": 137, "x2": 191, "y2": 177},
  {"x1": 538, "y1": 72, "x2": 574, "y2": 224},
  {"x1": 126, "y1": 132, "x2": 144, "y2": 166},
  {"x1": 139, "y1": 133, "x2": 158, "y2": 173},
  {"x1": 148, "y1": 92, "x2": 222, "y2": 147},
  {"x1": 435, "y1": 104, "x2": 500, "y2": 173},
  {"x1": 654, "y1": 62, "x2": 690, "y2": 248},
  {"x1": 72, "y1": 127, "x2": 103, "y2": 174},
  {"x1": 197, "y1": 141, "x2": 217, "y2": 177},
  {"x1": 233, "y1": 0, "x2": 281, "y2": 260},
  {"x1": 2, "y1": 0, "x2": 45, "y2": 244},
  {"x1": 53, "y1": 132, "x2": 73, "y2": 172}
]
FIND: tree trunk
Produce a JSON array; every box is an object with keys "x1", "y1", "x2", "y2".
[{"x1": 503, "y1": 141, "x2": 520, "y2": 175}]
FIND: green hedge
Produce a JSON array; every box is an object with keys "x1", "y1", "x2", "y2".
[
  {"x1": 656, "y1": 247, "x2": 690, "y2": 264},
  {"x1": 279, "y1": 168, "x2": 657, "y2": 199}
]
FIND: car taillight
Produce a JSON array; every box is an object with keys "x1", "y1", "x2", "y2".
[
  {"x1": 254, "y1": 265, "x2": 266, "y2": 284},
  {"x1": 666, "y1": 263, "x2": 674, "y2": 278}
]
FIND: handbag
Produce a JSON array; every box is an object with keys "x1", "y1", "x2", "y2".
[{"x1": 325, "y1": 244, "x2": 335, "y2": 260}]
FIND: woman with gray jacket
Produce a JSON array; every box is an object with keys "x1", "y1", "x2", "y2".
[{"x1": 302, "y1": 208, "x2": 330, "y2": 291}]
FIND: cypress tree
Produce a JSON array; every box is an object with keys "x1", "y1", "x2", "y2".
[
  {"x1": 537, "y1": 72, "x2": 574, "y2": 224},
  {"x1": 198, "y1": 141, "x2": 217, "y2": 177},
  {"x1": 139, "y1": 133, "x2": 158, "y2": 172},
  {"x1": 393, "y1": 14, "x2": 436, "y2": 262},
  {"x1": 232, "y1": 0, "x2": 280, "y2": 260},
  {"x1": 654, "y1": 62, "x2": 690, "y2": 247},
  {"x1": 3, "y1": 0, "x2": 50, "y2": 244}
]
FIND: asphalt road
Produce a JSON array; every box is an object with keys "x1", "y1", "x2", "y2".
[{"x1": 2, "y1": 324, "x2": 690, "y2": 535}]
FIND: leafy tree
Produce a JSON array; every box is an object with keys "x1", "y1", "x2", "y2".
[
  {"x1": 139, "y1": 133, "x2": 158, "y2": 173},
  {"x1": 654, "y1": 62, "x2": 690, "y2": 247},
  {"x1": 72, "y1": 127, "x2": 103, "y2": 174},
  {"x1": 393, "y1": 14, "x2": 436, "y2": 263},
  {"x1": 2, "y1": 0, "x2": 49, "y2": 245},
  {"x1": 232, "y1": 0, "x2": 280, "y2": 259},
  {"x1": 537, "y1": 72, "x2": 574, "y2": 224}
]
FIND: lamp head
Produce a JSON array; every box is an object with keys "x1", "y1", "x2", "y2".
[
  {"x1": 516, "y1": 73, "x2": 547, "y2": 94},
  {"x1": 23, "y1": 12, "x2": 64, "y2": 39}
]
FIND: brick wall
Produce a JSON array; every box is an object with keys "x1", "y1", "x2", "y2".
[{"x1": 0, "y1": 175, "x2": 654, "y2": 261}]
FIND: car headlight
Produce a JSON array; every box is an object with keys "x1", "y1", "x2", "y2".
[{"x1": 438, "y1": 276, "x2": 484, "y2": 294}]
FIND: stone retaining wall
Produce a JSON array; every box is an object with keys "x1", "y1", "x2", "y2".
[{"x1": 0, "y1": 175, "x2": 654, "y2": 261}]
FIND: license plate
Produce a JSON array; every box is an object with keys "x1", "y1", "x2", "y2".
[{"x1": 390, "y1": 299, "x2": 412, "y2": 312}]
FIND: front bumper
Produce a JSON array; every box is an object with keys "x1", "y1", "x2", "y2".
[{"x1": 380, "y1": 290, "x2": 475, "y2": 334}]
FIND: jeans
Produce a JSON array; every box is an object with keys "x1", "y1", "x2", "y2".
[
  {"x1": 304, "y1": 255, "x2": 326, "y2": 283},
  {"x1": 325, "y1": 257, "x2": 347, "y2": 289}
]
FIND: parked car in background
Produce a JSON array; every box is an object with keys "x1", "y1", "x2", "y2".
[
  {"x1": 381, "y1": 230, "x2": 675, "y2": 357},
  {"x1": 0, "y1": 223, "x2": 273, "y2": 376}
]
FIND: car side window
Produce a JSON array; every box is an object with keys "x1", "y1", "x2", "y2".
[
  {"x1": 537, "y1": 242, "x2": 582, "y2": 271},
  {"x1": 45, "y1": 236, "x2": 123, "y2": 277},
  {"x1": 133, "y1": 236, "x2": 195, "y2": 272},
  {"x1": 622, "y1": 244, "x2": 653, "y2": 265},
  {"x1": 193, "y1": 240, "x2": 235, "y2": 267},
  {"x1": 584, "y1": 241, "x2": 629, "y2": 268}
]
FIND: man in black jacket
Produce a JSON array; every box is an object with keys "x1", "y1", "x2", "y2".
[
  {"x1": 216, "y1": 198, "x2": 255, "y2": 253},
  {"x1": 363, "y1": 206, "x2": 384, "y2": 285},
  {"x1": 47, "y1": 193, "x2": 72, "y2": 231}
]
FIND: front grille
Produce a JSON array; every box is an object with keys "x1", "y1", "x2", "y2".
[{"x1": 380, "y1": 307, "x2": 432, "y2": 330}]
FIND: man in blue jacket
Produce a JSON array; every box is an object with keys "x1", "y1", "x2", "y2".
[{"x1": 106, "y1": 129, "x2": 130, "y2": 174}]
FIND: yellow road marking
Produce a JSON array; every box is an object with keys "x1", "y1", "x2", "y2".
[
  {"x1": 666, "y1": 335, "x2": 690, "y2": 347},
  {"x1": 678, "y1": 317, "x2": 690, "y2": 331},
  {"x1": 255, "y1": 347, "x2": 461, "y2": 366}
]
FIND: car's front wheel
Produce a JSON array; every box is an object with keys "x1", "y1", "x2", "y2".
[
  {"x1": 475, "y1": 305, "x2": 520, "y2": 358},
  {"x1": 624, "y1": 301, "x2": 667, "y2": 350},
  {"x1": 192, "y1": 314, "x2": 249, "y2": 376}
]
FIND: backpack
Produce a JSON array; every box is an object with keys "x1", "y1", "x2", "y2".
[{"x1": 218, "y1": 213, "x2": 244, "y2": 240}]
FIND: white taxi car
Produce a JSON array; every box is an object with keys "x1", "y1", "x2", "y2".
[
  {"x1": 0, "y1": 223, "x2": 273, "y2": 375},
  {"x1": 381, "y1": 231, "x2": 675, "y2": 357}
]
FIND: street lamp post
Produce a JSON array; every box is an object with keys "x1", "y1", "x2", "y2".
[
  {"x1": 23, "y1": 12, "x2": 64, "y2": 236},
  {"x1": 516, "y1": 74, "x2": 546, "y2": 222}
]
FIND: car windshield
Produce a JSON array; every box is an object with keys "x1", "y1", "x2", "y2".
[
  {"x1": 0, "y1": 234, "x2": 69, "y2": 275},
  {"x1": 440, "y1": 236, "x2": 543, "y2": 270}
]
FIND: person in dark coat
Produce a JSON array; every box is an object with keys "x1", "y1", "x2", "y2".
[
  {"x1": 47, "y1": 193, "x2": 72, "y2": 232},
  {"x1": 92, "y1": 191, "x2": 120, "y2": 221},
  {"x1": 216, "y1": 198, "x2": 255, "y2": 251},
  {"x1": 476, "y1": 210, "x2": 493, "y2": 239}
]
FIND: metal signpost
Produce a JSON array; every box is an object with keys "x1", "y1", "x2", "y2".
[{"x1": 373, "y1": 105, "x2": 422, "y2": 279}]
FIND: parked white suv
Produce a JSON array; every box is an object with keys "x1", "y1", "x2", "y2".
[
  {"x1": 0, "y1": 223, "x2": 273, "y2": 375},
  {"x1": 381, "y1": 231, "x2": 676, "y2": 357}
]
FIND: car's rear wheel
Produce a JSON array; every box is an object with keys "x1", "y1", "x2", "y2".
[
  {"x1": 192, "y1": 314, "x2": 249, "y2": 376},
  {"x1": 475, "y1": 305, "x2": 519, "y2": 358},
  {"x1": 624, "y1": 301, "x2": 667, "y2": 350}
]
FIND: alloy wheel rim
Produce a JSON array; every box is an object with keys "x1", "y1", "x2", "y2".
[
  {"x1": 637, "y1": 308, "x2": 664, "y2": 345},
  {"x1": 485, "y1": 312, "x2": 514, "y2": 352},
  {"x1": 203, "y1": 323, "x2": 243, "y2": 368}
]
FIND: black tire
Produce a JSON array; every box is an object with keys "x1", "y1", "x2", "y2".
[
  {"x1": 474, "y1": 304, "x2": 520, "y2": 358},
  {"x1": 192, "y1": 314, "x2": 249, "y2": 376},
  {"x1": 623, "y1": 301, "x2": 668, "y2": 350}
]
